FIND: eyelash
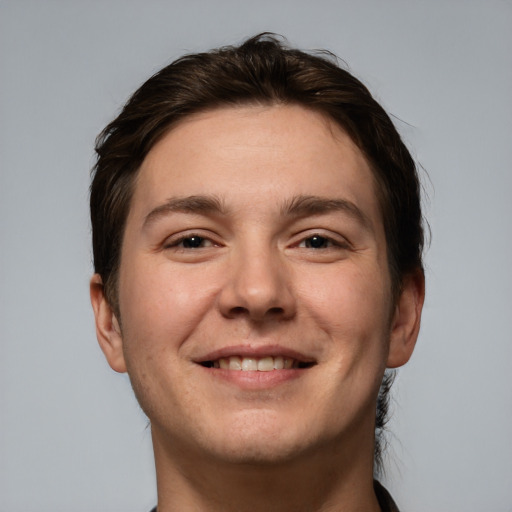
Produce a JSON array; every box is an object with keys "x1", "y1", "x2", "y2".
[
  {"x1": 164, "y1": 233, "x2": 217, "y2": 250},
  {"x1": 163, "y1": 232, "x2": 349, "y2": 251},
  {"x1": 296, "y1": 234, "x2": 349, "y2": 250}
]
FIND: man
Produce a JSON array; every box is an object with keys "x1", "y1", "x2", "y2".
[{"x1": 90, "y1": 34, "x2": 425, "y2": 511}]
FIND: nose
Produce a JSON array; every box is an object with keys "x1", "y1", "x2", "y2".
[{"x1": 217, "y1": 245, "x2": 296, "y2": 322}]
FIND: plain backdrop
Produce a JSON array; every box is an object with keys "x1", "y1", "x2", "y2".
[{"x1": 1, "y1": 1, "x2": 511, "y2": 511}]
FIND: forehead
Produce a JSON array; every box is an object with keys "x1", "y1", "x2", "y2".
[{"x1": 132, "y1": 105, "x2": 380, "y2": 215}]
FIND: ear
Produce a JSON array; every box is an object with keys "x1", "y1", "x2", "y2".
[
  {"x1": 90, "y1": 274, "x2": 127, "y2": 373},
  {"x1": 387, "y1": 270, "x2": 425, "y2": 368}
]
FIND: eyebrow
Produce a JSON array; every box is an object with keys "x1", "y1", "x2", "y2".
[
  {"x1": 142, "y1": 194, "x2": 372, "y2": 232},
  {"x1": 143, "y1": 195, "x2": 227, "y2": 229},
  {"x1": 282, "y1": 195, "x2": 373, "y2": 232}
]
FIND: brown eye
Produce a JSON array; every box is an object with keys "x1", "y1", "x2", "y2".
[
  {"x1": 303, "y1": 235, "x2": 331, "y2": 249},
  {"x1": 181, "y1": 236, "x2": 207, "y2": 248},
  {"x1": 165, "y1": 235, "x2": 214, "y2": 249}
]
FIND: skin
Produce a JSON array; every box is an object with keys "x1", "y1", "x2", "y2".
[{"x1": 91, "y1": 104, "x2": 424, "y2": 512}]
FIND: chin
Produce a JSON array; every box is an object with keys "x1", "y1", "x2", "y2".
[
  {"x1": 210, "y1": 439, "x2": 309, "y2": 467},
  {"x1": 198, "y1": 414, "x2": 325, "y2": 466}
]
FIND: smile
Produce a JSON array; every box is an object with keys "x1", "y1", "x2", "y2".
[{"x1": 200, "y1": 356, "x2": 314, "y2": 371}]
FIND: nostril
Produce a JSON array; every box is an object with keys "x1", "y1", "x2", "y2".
[
  {"x1": 267, "y1": 307, "x2": 284, "y2": 315},
  {"x1": 227, "y1": 305, "x2": 285, "y2": 319},
  {"x1": 223, "y1": 303, "x2": 293, "y2": 321},
  {"x1": 229, "y1": 306, "x2": 248, "y2": 316}
]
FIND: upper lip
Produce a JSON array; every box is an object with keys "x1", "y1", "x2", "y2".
[{"x1": 193, "y1": 344, "x2": 316, "y2": 364}]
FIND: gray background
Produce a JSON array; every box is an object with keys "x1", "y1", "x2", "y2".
[{"x1": 1, "y1": 1, "x2": 511, "y2": 510}]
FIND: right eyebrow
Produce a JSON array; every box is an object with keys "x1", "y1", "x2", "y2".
[
  {"x1": 142, "y1": 195, "x2": 227, "y2": 230},
  {"x1": 281, "y1": 195, "x2": 374, "y2": 233}
]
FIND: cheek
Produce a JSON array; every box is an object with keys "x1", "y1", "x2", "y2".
[
  {"x1": 299, "y1": 264, "x2": 392, "y2": 355},
  {"x1": 303, "y1": 262, "x2": 390, "y2": 318},
  {"x1": 116, "y1": 260, "x2": 217, "y2": 421},
  {"x1": 118, "y1": 258, "x2": 222, "y2": 351}
]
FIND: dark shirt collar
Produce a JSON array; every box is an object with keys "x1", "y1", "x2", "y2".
[{"x1": 374, "y1": 480, "x2": 400, "y2": 512}]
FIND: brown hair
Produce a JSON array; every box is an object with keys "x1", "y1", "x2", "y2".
[{"x1": 91, "y1": 33, "x2": 425, "y2": 474}]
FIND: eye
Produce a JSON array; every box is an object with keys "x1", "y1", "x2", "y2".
[
  {"x1": 165, "y1": 234, "x2": 215, "y2": 249},
  {"x1": 298, "y1": 234, "x2": 348, "y2": 250},
  {"x1": 300, "y1": 235, "x2": 332, "y2": 249},
  {"x1": 180, "y1": 235, "x2": 210, "y2": 248}
]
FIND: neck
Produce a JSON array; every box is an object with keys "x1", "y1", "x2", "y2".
[{"x1": 151, "y1": 426, "x2": 381, "y2": 512}]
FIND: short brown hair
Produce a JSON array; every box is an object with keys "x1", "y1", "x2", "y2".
[{"x1": 90, "y1": 33, "x2": 425, "y2": 474}]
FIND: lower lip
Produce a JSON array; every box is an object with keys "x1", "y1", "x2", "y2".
[{"x1": 198, "y1": 366, "x2": 307, "y2": 390}]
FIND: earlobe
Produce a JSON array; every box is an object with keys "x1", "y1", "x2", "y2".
[
  {"x1": 387, "y1": 270, "x2": 425, "y2": 368},
  {"x1": 90, "y1": 274, "x2": 127, "y2": 373}
]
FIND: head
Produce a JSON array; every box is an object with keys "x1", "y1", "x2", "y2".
[{"x1": 90, "y1": 34, "x2": 424, "y2": 475}]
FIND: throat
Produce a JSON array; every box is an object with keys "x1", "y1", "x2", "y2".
[{"x1": 152, "y1": 427, "x2": 380, "y2": 512}]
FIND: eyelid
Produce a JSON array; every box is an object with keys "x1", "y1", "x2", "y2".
[
  {"x1": 162, "y1": 230, "x2": 222, "y2": 249},
  {"x1": 289, "y1": 229, "x2": 352, "y2": 249}
]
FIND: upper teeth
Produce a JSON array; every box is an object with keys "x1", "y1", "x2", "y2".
[{"x1": 214, "y1": 356, "x2": 295, "y2": 371}]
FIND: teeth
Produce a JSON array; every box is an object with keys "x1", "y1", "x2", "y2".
[
  {"x1": 273, "y1": 356, "x2": 284, "y2": 369},
  {"x1": 241, "y1": 358, "x2": 258, "y2": 371},
  {"x1": 210, "y1": 355, "x2": 304, "y2": 371},
  {"x1": 228, "y1": 356, "x2": 241, "y2": 370},
  {"x1": 257, "y1": 357, "x2": 274, "y2": 372}
]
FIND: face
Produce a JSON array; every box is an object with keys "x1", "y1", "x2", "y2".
[{"x1": 92, "y1": 105, "x2": 422, "y2": 467}]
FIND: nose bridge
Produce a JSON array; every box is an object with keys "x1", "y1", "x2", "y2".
[{"x1": 219, "y1": 234, "x2": 295, "y2": 321}]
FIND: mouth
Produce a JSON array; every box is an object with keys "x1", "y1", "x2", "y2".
[
  {"x1": 194, "y1": 346, "x2": 316, "y2": 389},
  {"x1": 199, "y1": 355, "x2": 315, "y2": 371}
]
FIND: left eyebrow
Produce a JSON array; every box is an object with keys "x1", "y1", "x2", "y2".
[
  {"x1": 142, "y1": 195, "x2": 227, "y2": 230},
  {"x1": 281, "y1": 195, "x2": 374, "y2": 233}
]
